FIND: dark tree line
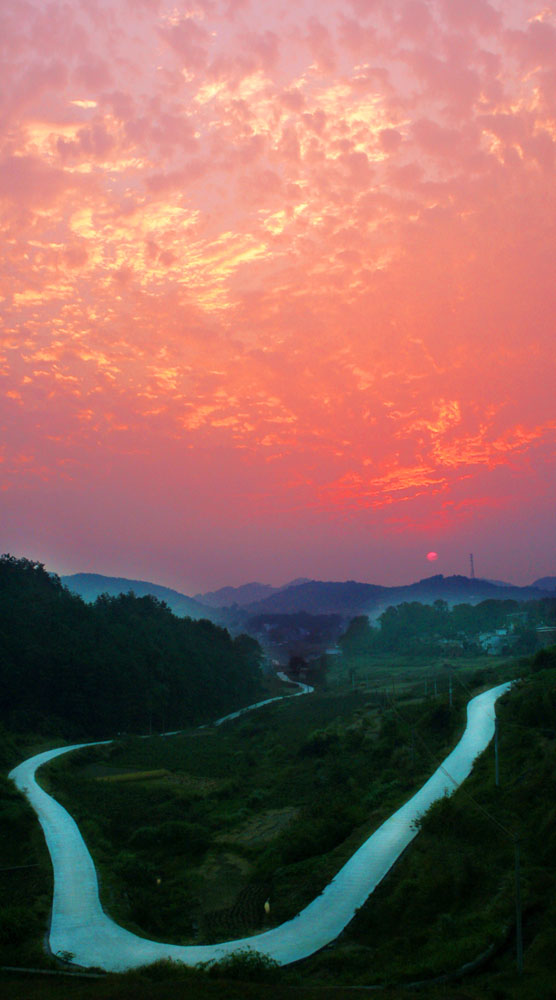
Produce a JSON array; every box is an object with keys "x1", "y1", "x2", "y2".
[
  {"x1": 339, "y1": 597, "x2": 556, "y2": 658},
  {"x1": 0, "y1": 555, "x2": 263, "y2": 737}
]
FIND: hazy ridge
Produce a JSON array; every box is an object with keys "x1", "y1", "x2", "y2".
[
  {"x1": 61, "y1": 573, "x2": 213, "y2": 620},
  {"x1": 63, "y1": 571, "x2": 554, "y2": 621}
]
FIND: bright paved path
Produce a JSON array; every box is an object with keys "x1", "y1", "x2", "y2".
[{"x1": 9, "y1": 682, "x2": 510, "y2": 972}]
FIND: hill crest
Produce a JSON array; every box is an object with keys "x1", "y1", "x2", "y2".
[{"x1": 61, "y1": 573, "x2": 212, "y2": 620}]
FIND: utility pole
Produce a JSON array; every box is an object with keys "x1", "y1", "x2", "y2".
[{"x1": 470, "y1": 553, "x2": 475, "y2": 579}]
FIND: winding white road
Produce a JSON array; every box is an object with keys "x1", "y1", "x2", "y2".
[{"x1": 9, "y1": 681, "x2": 510, "y2": 972}]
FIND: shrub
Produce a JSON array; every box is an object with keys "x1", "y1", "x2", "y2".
[
  {"x1": 199, "y1": 948, "x2": 281, "y2": 982},
  {"x1": 531, "y1": 645, "x2": 556, "y2": 672},
  {"x1": 278, "y1": 812, "x2": 354, "y2": 864},
  {"x1": 119, "y1": 959, "x2": 200, "y2": 981},
  {"x1": 299, "y1": 727, "x2": 339, "y2": 756}
]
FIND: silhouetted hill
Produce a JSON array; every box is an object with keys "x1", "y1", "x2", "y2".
[
  {"x1": 194, "y1": 582, "x2": 278, "y2": 607},
  {"x1": 238, "y1": 575, "x2": 552, "y2": 618},
  {"x1": 62, "y1": 573, "x2": 212, "y2": 620},
  {"x1": 194, "y1": 578, "x2": 312, "y2": 608},
  {"x1": 244, "y1": 580, "x2": 387, "y2": 616},
  {"x1": 533, "y1": 576, "x2": 556, "y2": 592},
  {"x1": 62, "y1": 571, "x2": 555, "y2": 625},
  {"x1": 381, "y1": 574, "x2": 549, "y2": 607}
]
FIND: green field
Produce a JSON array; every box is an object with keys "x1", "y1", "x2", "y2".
[{"x1": 325, "y1": 649, "x2": 514, "y2": 691}]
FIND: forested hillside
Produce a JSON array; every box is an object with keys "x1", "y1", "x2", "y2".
[
  {"x1": 62, "y1": 573, "x2": 210, "y2": 620},
  {"x1": 0, "y1": 556, "x2": 263, "y2": 738}
]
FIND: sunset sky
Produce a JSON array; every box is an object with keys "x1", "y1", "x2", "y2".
[{"x1": 2, "y1": 0, "x2": 555, "y2": 592}]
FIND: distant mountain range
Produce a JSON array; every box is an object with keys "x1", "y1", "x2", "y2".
[
  {"x1": 532, "y1": 577, "x2": 556, "y2": 592},
  {"x1": 62, "y1": 571, "x2": 555, "y2": 624},
  {"x1": 193, "y1": 578, "x2": 311, "y2": 608},
  {"x1": 242, "y1": 580, "x2": 385, "y2": 616},
  {"x1": 237, "y1": 575, "x2": 552, "y2": 619}
]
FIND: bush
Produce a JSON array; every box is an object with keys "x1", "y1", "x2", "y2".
[
  {"x1": 531, "y1": 646, "x2": 556, "y2": 672},
  {"x1": 278, "y1": 811, "x2": 354, "y2": 864},
  {"x1": 115, "y1": 959, "x2": 200, "y2": 983},
  {"x1": 129, "y1": 820, "x2": 210, "y2": 857},
  {"x1": 299, "y1": 727, "x2": 339, "y2": 756},
  {"x1": 200, "y1": 948, "x2": 281, "y2": 982}
]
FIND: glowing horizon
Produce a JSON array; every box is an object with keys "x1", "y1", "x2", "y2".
[{"x1": 1, "y1": 0, "x2": 555, "y2": 592}]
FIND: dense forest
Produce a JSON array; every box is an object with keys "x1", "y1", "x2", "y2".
[{"x1": 0, "y1": 555, "x2": 263, "y2": 738}]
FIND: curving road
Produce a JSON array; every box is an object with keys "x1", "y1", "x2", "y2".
[
  {"x1": 9, "y1": 681, "x2": 510, "y2": 972},
  {"x1": 211, "y1": 674, "x2": 314, "y2": 727}
]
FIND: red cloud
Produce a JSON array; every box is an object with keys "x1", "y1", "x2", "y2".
[
  {"x1": 0, "y1": 155, "x2": 72, "y2": 207},
  {"x1": 506, "y1": 19, "x2": 556, "y2": 68},
  {"x1": 157, "y1": 16, "x2": 210, "y2": 70},
  {"x1": 440, "y1": 0, "x2": 501, "y2": 34}
]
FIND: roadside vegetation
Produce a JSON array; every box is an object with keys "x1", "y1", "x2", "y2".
[{"x1": 0, "y1": 726, "x2": 57, "y2": 968}]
